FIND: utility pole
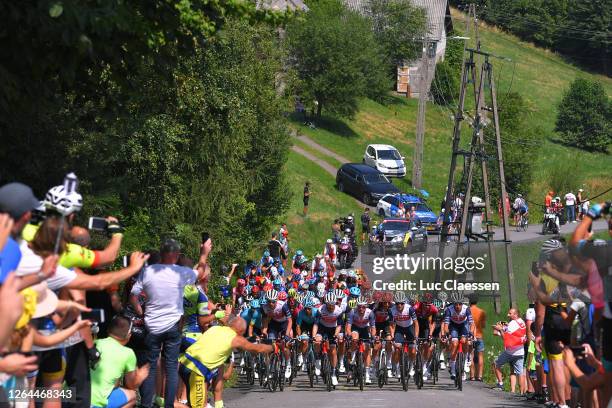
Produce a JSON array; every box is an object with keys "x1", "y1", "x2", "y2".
[{"x1": 412, "y1": 40, "x2": 431, "y2": 190}]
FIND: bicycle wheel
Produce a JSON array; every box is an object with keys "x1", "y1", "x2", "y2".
[
  {"x1": 269, "y1": 354, "x2": 279, "y2": 392},
  {"x1": 431, "y1": 344, "x2": 439, "y2": 385},
  {"x1": 323, "y1": 354, "x2": 333, "y2": 392},
  {"x1": 456, "y1": 352, "x2": 464, "y2": 391},
  {"x1": 244, "y1": 352, "x2": 254, "y2": 385},
  {"x1": 377, "y1": 349, "x2": 386, "y2": 388},
  {"x1": 356, "y1": 351, "x2": 364, "y2": 391},
  {"x1": 278, "y1": 352, "x2": 286, "y2": 392},
  {"x1": 415, "y1": 347, "x2": 424, "y2": 389},
  {"x1": 258, "y1": 354, "x2": 267, "y2": 387},
  {"x1": 307, "y1": 349, "x2": 315, "y2": 388},
  {"x1": 400, "y1": 349, "x2": 409, "y2": 391},
  {"x1": 288, "y1": 347, "x2": 298, "y2": 385}
]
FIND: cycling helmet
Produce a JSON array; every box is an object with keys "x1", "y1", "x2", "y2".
[
  {"x1": 316, "y1": 282, "x2": 326, "y2": 292},
  {"x1": 347, "y1": 270, "x2": 357, "y2": 279},
  {"x1": 318, "y1": 270, "x2": 326, "y2": 277},
  {"x1": 349, "y1": 287, "x2": 361, "y2": 297},
  {"x1": 422, "y1": 293, "x2": 434, "y2": 304},
  {"x1": 273, "y1": 278, "x2": 282, "y2": 286},
  {"x1": 296, "y1": 250, "x2": 303, "y2": 256},
  {"x1": 263, "y1": 283, "x2": 273, "y2": 292},
  {"x1": 237, "y1": 279, "x2": 246, "y2": 287},
  {"x1": 356, "y1": 296, "x2": 368, "y2": 306},
  {"x1": 263, "y1": 250, "x2": 270, "y2": 257},
  {"x1": 312, "y1": 298, "x2": 321, "y2": 307},
  {"x1": 266, "y1": 289, "x2": 279, "y2": 301},
  {"x1": 251, "y1": 299, "x2": 260, "y2": 309},
  {"x1": 408, "y1": 292, "x2": 419, "y2": 303},
  {"x1": 334, "y1": 289, "x2": 345, "y2": 299},
  {"x1": 449, "y1": 292, "x2": 463, "y2": 304},
  {"x1": 301, "y1": 282, "x2": 309, "y2": 291},
  {"x1": 288, "y1": 288, "x2": 297, "y2": 298},
  {"x1": 541, "y1": 239, "x2": 563, "y2": 257},
  {"x1": 317, "y1": 289, "x2": 326, "y2": 298},
  {"x1": 271, "y1": 267, "x2": 279, "y2": 278},
  {"x1": 260, "y1": 298, "x2": 268, "y2": 306},
  {"x1": 344, "y1": 228, "x2": 351, "y2": 234},
  {"x1": 326, "y1": 238, "x2": 333, "y2": 244},
  {"x1": 278, "y1": 291, "x2": 288, "y2": 301},
  {"x1": 324, "y1": 292, "x2": 337, "y2": 305},
  {"x1": 432, "y1": 299, "x2": 443, "y2": 309},
  {"x1": 517, "y1": 193, "x2": 523, "y2": 198},
  {"x1": 251, "y1": 286, "x2": 260, "y2": 296},
  {"x1": 249, "y1": 278, "x2": 256, "y2": 286},
  {"x1": 347, "y1": 216, "x2": 353, "y2": 222},
  {"x1": 296, "y1": 293, "x2": 306, "y2": 304},
  {"x1": 348, "y1": 299, "x2": 357, "y2": 309},
  {"x1": 393, "y1": 291, "x2": 407, "y2": 304},
  {"x1": 274, "y1": 257, "x2": 280, "y2": 265},
  {"x1": 44, "y1": 185, "x2": 83, "y2": 216},
  {"x1": 220, "y1": 285, "x2": 231, "y2": 298}
]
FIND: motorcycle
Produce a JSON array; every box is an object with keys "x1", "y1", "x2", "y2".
[
  {"x1": 542, "y1": 210, "x2": 560, "y2": 235},
  {"x1": 337, "y1": 239, "x2": 354, "y2": 269}
]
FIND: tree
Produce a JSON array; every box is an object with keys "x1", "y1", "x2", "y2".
[
  {"x1": 555, "y1": 78, "x2": 611, "y2": 152},
  {"x1": 368, "y1": 0, "x2": 426, "y2": 74},
  {"x1": 286, "y1": 0, "x2": 390, "y2": 118},
  {"x1": 431, "y1": 29, "x2": 463, "y2": 106},
  {"x1": 471, "y1": 93, "x2": 540, "y2": 203}
]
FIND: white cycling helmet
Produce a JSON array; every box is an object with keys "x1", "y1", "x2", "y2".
[
  {"x1": 265, "y1": 289, "x2": 279, "y2": 301},
  {"x1": 316, "y1": 282, "x2": 326, "y2": 292},
  {"x1": 270, "y1": 266, "x2": 279, "y2": 278},
  {"x1": 324, "y1": 292, "x2": 337, "y2": 305},
  {"x1": 44, "y1": 185, "x2": 83, "y2": 216},
  {"x1": 326, "y1": 238, "x2": 333, "y2": 244}
]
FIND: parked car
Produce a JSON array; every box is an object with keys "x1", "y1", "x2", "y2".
[
  {"x1": 336, "y1": 163, "x2": 400, "y2": 206},
  {"x1": 375, "y1": 193, "x2": 439, "y2": 233},
  {"x1": 362, "y1": 144, "x2": 406, "y2": 177},
  {"x1": 368, "y1": 218, "x2": 427, "y2": 254}
]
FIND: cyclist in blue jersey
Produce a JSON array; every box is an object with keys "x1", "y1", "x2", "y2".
[
  {"x1": 441, "y1": 294, "x2": 475, "y2": 381},
  {"x1": 296, "y1": 298, "x2": 320, "y2": 368}
]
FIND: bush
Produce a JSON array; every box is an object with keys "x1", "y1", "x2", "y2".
[
  {"x1": 431, "y1": 61, "x2": 459, "y2": 106},
  {"x1": 555, "y1": 78, "x2": 611, "y2": 153}
]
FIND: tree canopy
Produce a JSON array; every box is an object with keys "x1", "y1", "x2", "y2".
[{"x1": 286, "y1": 0, "x2": 391, "y2": 118}]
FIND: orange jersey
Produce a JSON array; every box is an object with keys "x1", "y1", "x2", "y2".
[{"x1": 470, "y1": 305, "x2": 486, "y2": 339}]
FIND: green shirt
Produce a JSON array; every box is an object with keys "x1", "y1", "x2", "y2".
[{"x1": 90, "y1": 337, "x2": 137, "y2": 407}]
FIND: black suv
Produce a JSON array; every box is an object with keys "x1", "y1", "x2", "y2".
[{"x1": 336, "y1": 163, "x2": 400, "y2": 205}]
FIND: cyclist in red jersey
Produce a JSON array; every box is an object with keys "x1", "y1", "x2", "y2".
[{"x1": 414, "y1": 293, "x2": 438, "y2": 380}]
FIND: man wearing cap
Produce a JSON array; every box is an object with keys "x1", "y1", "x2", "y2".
[
  {"x1": 133, "y1": 237, "x2": 212, "y2": 408},
  {"x1": 0, "y1": 182, "x2": 52, "y2": 289}
]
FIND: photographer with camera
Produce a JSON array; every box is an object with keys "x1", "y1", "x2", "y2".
[{"x1": 492, "y1": 308, "x2": 527, "y2": 393}]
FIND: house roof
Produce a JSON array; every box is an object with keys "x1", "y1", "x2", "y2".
[
  {"x1": 343, "y1": 0, "x2": 448, "y2": 41},
  {"x1": 258, "y1": 0, "x2": 308, "y2": 11}
]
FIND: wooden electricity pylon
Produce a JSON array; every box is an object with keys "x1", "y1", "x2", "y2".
[{"x1": 437, "y1": 48, "x2": 516, "y2": 311}]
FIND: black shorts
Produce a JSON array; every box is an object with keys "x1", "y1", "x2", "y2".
[
  {"x1": 375, "y1": 323, "x2": 391, "y2": 338},
  {"x1": 417, "y1": 318, "x2": 430, "y2": 339},
  {"x1": 362, "y1": 225, "x2": 369, "y2": 233},
  {"x1": 268, "y1": 320, "x2": 288, "y2": 340},
  {"x1": 543, "y1": 325, "x2": 571, "y2": 356},
  {"x1": 318, "y1": 325, "x2": 338, "y2": 345},
  {"x1": 393, "y1": 325, "x2": 416, "y2": 344},
  {"x1": 352, "y1": 326, "x2": 371, "y2": 341},
  {"x1": 303, "y1": 197, "x2": 309, "y2": 206},
  {"x1": 300, "y1": 323, "x2": 314, "y2": 336},
  {"x1": 37, "y1": 349, "x2": 64, "y2": 376}
]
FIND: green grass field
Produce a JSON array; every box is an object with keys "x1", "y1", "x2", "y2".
[{"x1": 287, "y1": 8, "x2": 612, "y2": 217}]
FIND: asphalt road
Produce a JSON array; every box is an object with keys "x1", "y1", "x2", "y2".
[{"x1": 225, "y1": 364, "x2": 539, "y2": 408}]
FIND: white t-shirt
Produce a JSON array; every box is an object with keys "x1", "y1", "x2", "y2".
[
  {"x1": 525, "y1": 308, "x2": 535, "y2": 322},
  {"x1": 16, "y1": 241, "x2": 77, "y2": 290},
  {"x1": 564, "y1": 193, "x2": 576, "y2": 206},
  {"x1": 131, "y1": 263, "x2": 198, "y2": 334}
]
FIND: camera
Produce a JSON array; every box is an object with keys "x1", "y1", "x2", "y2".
[{"x1": 88, "y1": 217, "x2": 108, "y2": 232}]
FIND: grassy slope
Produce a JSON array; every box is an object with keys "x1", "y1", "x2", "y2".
[
  {"x1": 281, "y1": 12, "x2": 611, "y2": 386},
  {"x1": 289, "y1": 9, "x2": 612, "y2": 214}
]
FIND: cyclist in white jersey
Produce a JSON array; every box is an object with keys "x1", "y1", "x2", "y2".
[
  {"x1": 441, "y1": 294, "x2": 475, "y2": 381},
  {"x1": 389, "y1": 291, "x2": 419, "y2": 378},
  {"x1": 346, "y1": 296, "x2": 376, "y2": 384},
  {"x1": 312, "y1": 292, "x2": 344, "y2": 386}
]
